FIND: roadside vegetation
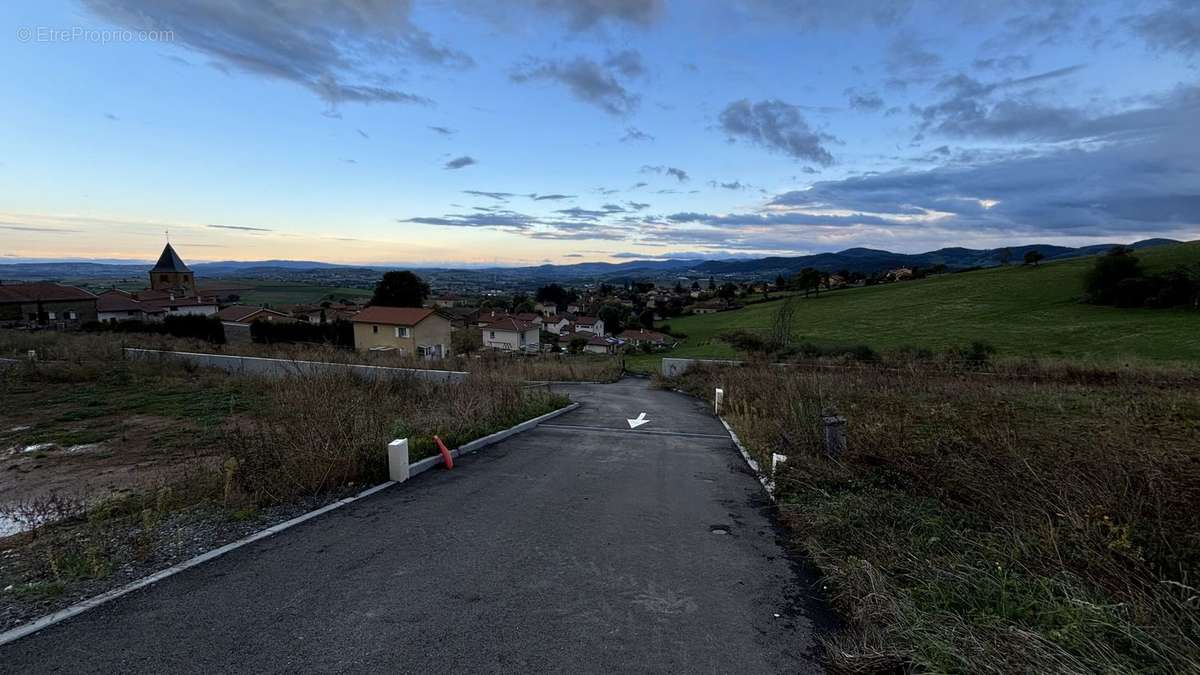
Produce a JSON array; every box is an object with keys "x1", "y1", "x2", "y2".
[
  {"x1": 0, "y1": 328, "x2": 567, "y2": 630},
  {"x1": 666, "y1": 359, "x2": 1200, "y2": 673},
  {"x1": 1, "y1": 329, "x2": 624, "y2": 383}
]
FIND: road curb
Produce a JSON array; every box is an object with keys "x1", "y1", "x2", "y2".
[
  {"x1": 718, "y1": 417, "x2": 776, "y2": 500},
  {"x1": 0, "y1": 401, "x2": 580, "y2": 648}
]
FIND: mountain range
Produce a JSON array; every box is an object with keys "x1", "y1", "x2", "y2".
[{"x1": 0, "y1": 239, "x2": 1183, "y2": 284}]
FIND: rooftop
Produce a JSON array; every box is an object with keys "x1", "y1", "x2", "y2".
[
  {"x1": 351, "y1": 306, "x2": 436, "y2": 326},
  {"x1": 150, "y1": 243, "x2": 191, "y2": 273}
]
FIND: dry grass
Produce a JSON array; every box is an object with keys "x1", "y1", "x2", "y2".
[
  {"x1": 1, "y1": 328, "x2": 569, "y2": 612},
  {"x1": 668, "y1": 361, "x2": 1200, "y2": 673},
  {"x1": 225, "y1": 370, "x2": 567, "y2": 503},
  {"x1": 0, "y1": 329, "x2": 623, "y2": 382}
]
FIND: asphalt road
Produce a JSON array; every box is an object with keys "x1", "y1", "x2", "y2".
[{"x1": 1, "y1": 378, "x2": 829, "y2": 674}]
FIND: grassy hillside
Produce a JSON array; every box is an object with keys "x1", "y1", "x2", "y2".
[{"x1": 639, "y1": 241, "x2": 1200, "y2": 367}]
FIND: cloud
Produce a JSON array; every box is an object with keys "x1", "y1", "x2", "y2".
[
  {"x1": 532, "y1": 0, "x2": 665, "y2": 30},
  {"x1": 82, "y1": 0, "x2": 461, "y2": 108},
  {"x1": 845, "y1": 88, "x2": 884, "y2": 111},
  {"x1": 767, "y1": 91, "x2": 1200, "y2": 239},
  {"x1": 104, "y1": 112, "x2": 120, "y2": 121},
  {"x1": 718, "y1": 99, "x2": 835, "y2": 165},
  {"x1": 641, "y1": 165, "x2": 690, "y2": 182},
  {"x1": 463, "y1": 190, "x2": 514, "y2": 200},
  {"x1": 972, "y1": 54, "x2": 1032, "y2": 73},
  {"x1": 1126, "y1": 0, "x2": 1200, "y2": 56},
  {"x1": 510, "y1": 52, "x2": 643, "y2": 115},
  {"x1": 0, "y1": 224, "x2": 80, "y2": 234},
  {"x1": 911, "y1": 65, "x2": 1172, "y2": 143},
  {"x1": 428, "y1": 126, "x2": 456, "y2": 135},
  {"x1": 356, "y1": 129, "x2": 369, "y2": 139},
  {"x1": 444, "y1": 155, "x2": 477, "y2": 170},
  {"x1": 626, "y1": 201, "x2": 650, "y2": 210},
  {"x1": 207, "y1": 224, "x2": 272, "y2": 232},
  {"x1": 620, "y1": 127, "x2": 654, "y2": 142},
  {"x1": 886, "y1": 32, "x2": 943, "y2": 83},
  {"x1": 530, "y1": 193, "x2": 576, "y2": 200},
  {"x1": 709, "y1": 180, "x2": 749, "y2": 190}
]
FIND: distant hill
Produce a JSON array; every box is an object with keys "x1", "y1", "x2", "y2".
[
  {"x1": 627, "y1": 240, "x2": 1200, "y2": 369},
  {"x1": 0, "y1": 239, "x2": 1185, "y2": 283}
]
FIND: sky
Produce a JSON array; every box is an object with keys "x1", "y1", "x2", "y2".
[{"x1": 1, "y1": 0, "x2": 1198, "y2": 266}]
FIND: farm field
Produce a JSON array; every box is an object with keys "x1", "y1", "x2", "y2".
[
  {"x1": 223, "y1": 281, "x2": 372, "y2": 307},
  {"x1": 633, "y1": 241, "x2": 1200, "y2": 371}
]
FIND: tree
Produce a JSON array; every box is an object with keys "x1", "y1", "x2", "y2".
[
  {"x1": 567, "y1": 336, "x2": 588, "y2": 354},
  {"x1": 1083, "y1": 247, "x2": 1144, "y2": 305},
  {"x1": 796, "y1": 268, "x2": 823, "y2": 297},
  {"x1": 452, "y1": 328, "x2": 482, "y2": 355},
  {"x1": 598, "y1": 305, "x2": 626, "y2": 335},
  {"x1": 717, "y1": 282, "x2": 738, "y2": 305},
  {"x1": 998, "y1": 247, "x2": 1013, "y2": 266},
  {"x1": 535, "y1": 284, "x2": 568, "y2": 308},
  {"x1": 673, "y1": 281, "x2": 684, "y2": 294},
  {"x1": 371, "y1": 271, "x2": 429, "y2": 307},
  {"x1": 707, "y1": 276, "x2": 716, "y2": 290},
  {"x1": 1023, "y1": 250, "x2": 1044, "y2": 266},
  {"x1": 638, "y1": 308, "x2": 656, "y2": 329},
  {"x1": 691, "y1": 280, "x2": 701, "y2": 291}
]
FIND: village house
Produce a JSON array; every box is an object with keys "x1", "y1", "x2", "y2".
[
  {"x1": 886, "y1": 267, "x2": 914, "y2": 282},
  {"x1": 573, "y1": 315, "x2": 605, "y2": 335},
  {"x1": 616, "y1": 328, "x2": 677, "y2": 349},
  {"x1": 216, "y1": 305, "x2": 295, "y2": 342},
  {"x1": 533, "y1": 301, "x2": 557, "y2": 316},
  {"x1": 542, "y1": 314, "x2": 570, "y2": 333},
  {"x1": 481, "y1": 316, "x2": 540, "y2": 353},
  {"x1": 582, "y1": 334, "x2": 619, "y2": 355},
  {"x1": 351, "y1": 306, "x2": 452, "y2": 358},
  {"x1": 96, "y1": 289, "x2": 165, "y2": 323},
  {"x1": 293, "y1": 302, "x2": 360, "y2": 324},
  {"x1": 0, "y1": 282, "x2": 98, "y2": 328}
]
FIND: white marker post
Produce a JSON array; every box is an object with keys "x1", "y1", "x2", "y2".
[
  {"x1": 387, "y1": 438, "x2": 410, "y2": 482},
  {"x1": 714, "y1": 388, "x2": 724, "y2": 415}
]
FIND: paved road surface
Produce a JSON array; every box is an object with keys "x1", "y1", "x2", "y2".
[{"x1": 1, "y1": 378, "x2": 830, "y2": 673}]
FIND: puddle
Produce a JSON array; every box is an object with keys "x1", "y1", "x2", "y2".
[
  {"x1": 3, "y1": 426, "x2": 32, "y2": 435},
  {"x1": 19, "y1": 443, "x2": 56, "y2": 454},
  {"x1": 0, "y1": 515, "x2": 24, "y2": 538},
  {"x1": 709, "y1": 524, "x2": 730, "y2": 535}
]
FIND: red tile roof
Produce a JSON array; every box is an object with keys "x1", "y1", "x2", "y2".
[
  {"x1": 0, "y1": 283, "x2": 96, "y2": 304},
  {"x1": 351, "y1": 306, "x2": 436, "y2": 326},
  {"x1": 97, "y1": 293, "x2": 146, "y2": 312}
]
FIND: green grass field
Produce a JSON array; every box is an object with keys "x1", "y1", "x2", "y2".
[
  {"x1": 635, "y1": 241, "x2": 1200, "y2": 369},
  {"x1": 228, "y1": 281, "x2": 372, "y2": 307}
]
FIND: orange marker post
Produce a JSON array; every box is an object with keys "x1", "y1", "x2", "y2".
[{"x1": 434, "y1": 435, "x2": 454, "y2": 470}]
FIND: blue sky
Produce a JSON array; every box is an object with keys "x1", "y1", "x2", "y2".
[{"x1": 2, "y1": 0, "x2": 1198, "y2": 265}]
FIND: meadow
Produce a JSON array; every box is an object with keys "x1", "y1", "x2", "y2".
[
  {"x1": 667, "y1": 360, "x2": 1200, "y2": 673},
  {"x1": 637, "y1": 241, "x2": 1200, "y2": 370}
]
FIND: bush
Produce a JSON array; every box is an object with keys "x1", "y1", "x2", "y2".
[
  {"x1": 952, "y1": 340, "x2": 996, "y2": 367},
  {"x1": 719, "y1": 329, "x2": 772, "y2": 354},
  {"x1": 250, "y1": 318, "x2": 353, "y2": 346},
  {"x1": 85, "y1": 315, "x2": 225, "y2": 344}
]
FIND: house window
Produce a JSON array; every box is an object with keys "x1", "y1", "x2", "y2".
[
  {"x1": 66, "y1": 311, "x2": 77, "y2": 320},
  {"x1": 47, "y1": 312, "x2": 56, "y2": 320},
  {"x1": 372, "y1": 325, "x2": 379, "y2": 334},
  {"x1": 489, "y1": 331, "x2": 495, "y2": 339},
  {"x1": 160, "y1": 274, "x2": 169, "y2": 282},
  {"x1": 394, "y1": 326, "x2": 410, "y2": 338}
]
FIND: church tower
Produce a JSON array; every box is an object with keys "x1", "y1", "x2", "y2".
[{"x1": 148, "y1": 243, "x2": 197, "y2": 297}]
